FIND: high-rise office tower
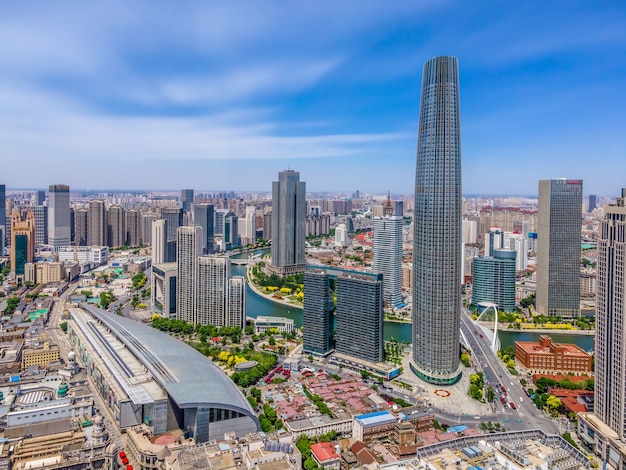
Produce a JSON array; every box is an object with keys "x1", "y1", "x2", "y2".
[
  {"x1": 227, "y1": 277, "x2": 246, "y2": 329},
  {"x1": 593, "y1": 189, "x2": 626, "y2": 436},
  {"x1": 35, "y1": 190, "x2": 45, "y2": 206},
  {"x1": 180, "y1": 189, "x2": 194, "y2": 214},
  {"x1": 32, "y1": 205, "x2": 48, "y2": 245},
  {"x1": 214, "y1": 209, "x2": 228, "y2": 236},
  {"x1": 161, "y1": 207, "x2": 183, "y2": 262},
  {"x1": 88, "y1": 200, "x2": 106, "y2": 246},
  {"x1": 176, "y1": 226, "x2": 203, "y2": 324},
  {"x1": 411, "y1": 56, "x2": 463, "y2": 385},
  {"x1": 107, "y1": 205, "x2": 125, "y2": 248},
  {"x1": 10, "y1": 210, "x2": 35, "y2": 277},
  {"x1": 75, "y1": 208, "x2": 88, "y2": 246},
  {"x1": 0, "y1": 184, "x2": 5, "y2": 244},
  {"x1": 335, "y1": 272, "x2": 384, "y2": 363},
  {"x1": 270, "y1": 169, "x2": 306, "y2": 276},
  {"x1": 263, "y1": 213, "x2": 272, "y2": 241},
  {"x1": 536, "y1": 179, "x2": 582, "y2": 319},
  {"x1": 588, "y1": 194, "x2": 597, "y2": 213},
  {"x1": 504, "y1": 232, "x2": 528, "y2": 271},
  {"x1": 151, "y1": 219, "x2": 167, "y2": 265},
  {"x1": 471, "y1": 249, "x2": 516, "y2": 313},
  {"x1": 238, "y1": 206, "x2": 256, "y2": 246},
  {"x1": 373, "y1": 214, "x2": 404, "y2": 308},
  {"x1": 142, "y1": 213, "x2": 156, "y2": 246},
  {"x1": 193, "y1": 204, "x2": 215, "y2": 254},
  {"x1": 485, "y1": 227, "x2": 505, "y2": 257},
  {"x1": 224, "y1": 213, "x2": 239, "y2": 249},
  {"x1": 48, "y1": 184, "x2": 71, "y2": 250},
  {"x1": 303, "y1": 269, "x2": 334, "y2": 356},
  {"x1": 578, "y1": 190, "x2": 626, "y2": 462},
  {"x1": 126, "y1": 209, "x2": 141, "y2": 247},
  {"x1": 196, "y1": 256, "x2": 229, "y2": 326}
]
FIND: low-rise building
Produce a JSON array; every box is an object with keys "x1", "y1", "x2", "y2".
[
  {"x1": 515, "y1": 335, "x2": 593, "y2": 375},
  {"x1": 254, "y1": 316, "x2": 295, "y2": 335},
  {"x1": 21, "y1": 341, "x2": 60, "y2": 368},
  {"x1": 352, "y1": 411, "x2": 397, "y2": 444},
  {"x1": 310, "y1": 442, "x2": 340, "y2": 470}
]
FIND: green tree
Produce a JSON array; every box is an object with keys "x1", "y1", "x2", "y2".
[{"x1": 60, "y1": 322, "x2": 68, "y2": 333}]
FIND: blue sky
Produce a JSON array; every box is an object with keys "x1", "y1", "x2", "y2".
[{"x1": 1, "y1": 1, "x2": 625, "y2": 195}]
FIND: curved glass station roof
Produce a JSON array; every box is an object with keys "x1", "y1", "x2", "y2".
[{"x1": 80, "y1": 303, "x2": 256, "y2": 420}]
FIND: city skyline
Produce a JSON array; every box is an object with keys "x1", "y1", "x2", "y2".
[{"x1": 1, "y1": 2, "x2": 624, "y2": 194}]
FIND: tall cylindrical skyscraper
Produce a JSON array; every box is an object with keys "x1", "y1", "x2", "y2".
[{"x1": 411, "y1": 56, "x2": 463, "y2": 385}]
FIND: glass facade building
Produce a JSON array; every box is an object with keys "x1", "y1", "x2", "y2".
[
  {"x1": 335, "y1": 272, "x2": 384, "y2": 364},
  {"x1": 536, "y1": 179, "x2": 582, "y2": 319},
  {"x1": 373, "y1": 216, "x2": 404, "y2": 308},
  {"x1": 48, "y1": 184, "x2": 71, "y2": 250},
  {"x1": 411, "y1": 56, "x2": 463, "y2": 385},
  {"x1": 471, "y1": 249, "x2": 517, "y2": 313},
  {"x1": 303, "y1": 269, "x2": 334, "y2": 356},
  {"x1": 594, "y1": 189, "x2": 626, "y2": 438}
]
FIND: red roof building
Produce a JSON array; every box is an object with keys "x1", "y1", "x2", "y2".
[
  {"x1": 515, "y1": 335, "x2": 592, "y2": 375},
  {"x1": 311, "y1": 442, "x2": 340, "y2": 469}
]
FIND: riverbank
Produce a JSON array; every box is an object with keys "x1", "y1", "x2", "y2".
[
  {"x1": 245, "y1": 263, "x2": 304, "y2": 310},
  {"x1": 476, "y1": 321, "x2": 594, "y2": 335}
]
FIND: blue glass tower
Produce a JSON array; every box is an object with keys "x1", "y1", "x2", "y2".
[{"x1": 411, "y1": 56, "x2": 463, "y2": 385}]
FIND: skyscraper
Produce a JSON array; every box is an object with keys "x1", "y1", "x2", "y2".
[
  {"x1": 224, "y1": 213, "x2": 239, "y2": 250},
  {"x1": 471, "y1": 249, "x2": 517, "y2": 313},
  {"x1": 88, "y1": 200, "x2": 106, "y2": 246},
  {"x1": 303, "y1": 268, "x2": 334, "y2": 357},
  {"x1": 588, "y1": 194, "x2": 597, "y2": 213},
  {"x1": 126, "y1": 209, "x2": 142, "y2": 247},
  {"x1": 0, "y1": 184, "x2": 6, "y2": 242},
  {"x1": 75, "y1": 208, "x2": 88, "y2": 246},
  {"x1": 335, "y1": 272, "x2": 384, "y2": 363},
  {"x1": 10, "y1": 210, "x2": 35, "y2": 277},
  {"x1": 32, "y1": 205, "x2": 48, "y2": 245},
  {"x1": 107, "y1": 205, "x2": 125, "y2": 248},
  {"x1": 161, "y1": 207, "x2": 183, "y2": 262},
  {"x1": 194, "y1": 203, "x2": 215, "y2": 254},
  {"x1": 592, "y1": 189, "x2": 625, "y2": 435},
  {"x1": 270, "y1": 169, "x2": 306, "y2": 276},
  {"x1": 536, "y1": 179, "x2": 582, "y2": 320},
  {"x1": 151, "y1": 219, "x2": 167, "y2": 265},
  {"x1": 196, "y1": 255, "x2": 229, "y2": 326},
  {"x1": 227, "y1": 277, "x2": 246, "y2": 329},
  {"x1": 373, "y1": 214, "x2": 404, "y2": 308},
  {"x1": 180, "y1": 189, "x2": 194, "y2": 214},
  {"x1": 48, "y1": 184, "x2": 71, "y2": 250},
  {"x1": 411, "y1": 56, "x2": 463, "y2": 385},
  {"x1": 177, "y1": 226, "x2": 203, "y2": 324},
  {"x1": 35, "y1": 190, "x2": 45, "y2": 206},
  {"x1": 578, "y1": 190, "x2": 626, "y2": 464}
]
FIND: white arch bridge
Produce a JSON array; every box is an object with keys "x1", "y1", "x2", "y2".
[{"x1": 459, "y1": 302, "x2": 501, "y2": 352}]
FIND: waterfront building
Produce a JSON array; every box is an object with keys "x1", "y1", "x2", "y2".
[
  {"x1": 193, "y1": 203, "x2": 215, "y2": 254},
  {"x1": 214, "y1": 209, "x2": 228, "y2": 236},
  {"x1": 177, "y1": 226, "x2": 203, "y2": 324},
  {"x1": 471, "y1": 249, "x2": 517, "y2": 312},
  {"x1": 224, "y1": 212, "x2": 239, "y2": 249},
  {"x1": 515, "y1": 335, "x2": 592, "y2": 375},
  {"x1": 48, "y1": 184, "x2": 71, "y2": 249},
  {"x1": 87, "y1": 199, "x2": 106, "y2": 247},
  {"x1": 536, "y1": 179, "x2": 583, "y2": 319},
  {"x1": 227, "y1": 276, "x2": 246, "y2": 329},
  {"x1": 32, "y1": 205, "x2": 48, "y2": 245},
  {"x1": 253, "y1": 316, "x2": 295, "y2": 335},
  {"x1": 196, "y1": 255, "x2": 229, "y2": 327},
  {"x1": 125, "y1": 208, "x2": 141, "y2": 247},
  {"x1": 10, "y1": 210, "x2": 35, "y2": 277},
  {"x1": 303, "y1": 268, "x2": 333, "y2": 357},
  {"x1": 106, "y1": 204, "x2": 125, "y2": 248},
  {"x1": 270, "y1": 169, "x2": 306, "y2": 276},
  {"x1": 151, "y1": 219, "x2": 167, "y2": 265},
  {"x1": 373, "y1": 214, "x2": 403, "y2": 308},
  {"x1": 335, "y1": 272, "x2": 384, "y2": 363},
  {"x1": 578, "y1": 189, "x2": 626, "y2": 466},
  {"x1": 180, "y1": 188, "x2": 194, "y2": 214},
  {"x1": 411, "y1": 55, "x2": 463, "y2": 385}
]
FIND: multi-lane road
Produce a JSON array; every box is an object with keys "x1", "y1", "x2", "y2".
[{"x1": 460, "y1": 310, "x2": 561, "y2": 434}]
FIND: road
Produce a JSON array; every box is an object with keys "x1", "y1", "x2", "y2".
[{"x1": 460, "y1": 310, "x2": 561, "y2": 434}]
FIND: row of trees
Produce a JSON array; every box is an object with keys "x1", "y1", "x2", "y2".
[{"x1": 151, "y1": 317, "x2": 243, "y2": 343}]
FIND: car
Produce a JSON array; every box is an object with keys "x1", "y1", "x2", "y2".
[
  {"x1": 474, "y1": 415, "x2": 480, "y2": 419},
  {"x1": 501, "y1": 386, "x2": 506, "y2": 393},
  {"x1": 500, "y1": 396, "x2": 507, "y2": 404},
  {"x1": 509, "y1": 401, "x2": 516, "y2": 409}
]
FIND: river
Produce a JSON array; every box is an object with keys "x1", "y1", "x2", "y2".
[{"x1": 231, "y1": 250, "x2": 594, "y2": 350}]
